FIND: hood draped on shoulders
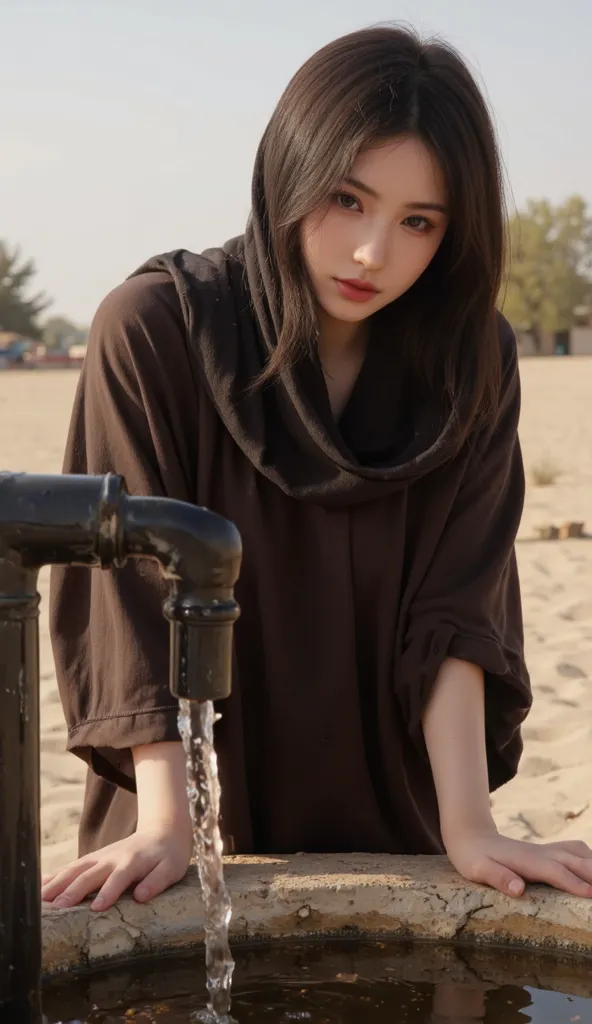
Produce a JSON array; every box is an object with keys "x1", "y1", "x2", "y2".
[{"x1": 129, "y1": 150, "x2": 476, "y2": 507}]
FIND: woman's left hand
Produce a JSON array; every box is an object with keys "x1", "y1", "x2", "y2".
[{"x1": 444, "y1": 827, "x2": 592, "y2": 898}]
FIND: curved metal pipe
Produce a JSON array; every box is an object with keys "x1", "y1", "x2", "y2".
[
  {"x1": 0, "y1": 471, "x2": 242, "y2": 700},
  {"x1": 120, "y1": 492, "x2": 242, "y2": 701}
]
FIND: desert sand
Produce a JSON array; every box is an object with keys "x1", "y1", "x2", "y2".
[{"x1": 1, "y1": 360, "x2": 591, "y2": 874}]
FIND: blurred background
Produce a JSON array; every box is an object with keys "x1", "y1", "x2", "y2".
[{"x1": 1, "y1": 0, "x2": 591, "y2": 873}]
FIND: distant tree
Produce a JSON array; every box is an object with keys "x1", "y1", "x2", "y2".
[
  {"x1": 42, "y1": 315, "x2": 86, "y2": 350},
  {"x1": 502, "y1": 196, "x2": 592, "y2": 350},
  {"x1": 0, "y1": 241, "x2": 50, "y2": 338}
]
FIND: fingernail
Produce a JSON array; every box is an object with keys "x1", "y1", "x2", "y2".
[
  {"x1": 54, "y1": 896, "x2": 71, "y2": 909},
  {"x1": 508, "y1": 880, "x2": 523, "y2": 895},
  {"x1": 135, "y1": 886, "x2": 149, "y2": 901},
  {"x1": 91, "y1": 896, "x2": 105, "y2": 911}
]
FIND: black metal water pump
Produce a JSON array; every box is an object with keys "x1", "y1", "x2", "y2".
[{"x1": 0, "y1": 471, "x2": 241, "y2": 1022}]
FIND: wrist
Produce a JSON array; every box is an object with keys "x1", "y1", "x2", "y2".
[{"x1": 440, "y1": 814, "x2": 498, "y2": 850}]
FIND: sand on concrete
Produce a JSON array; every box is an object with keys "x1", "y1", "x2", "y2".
[{"x1": 1, "y1": 358, "x2": 591, "y2": 875}]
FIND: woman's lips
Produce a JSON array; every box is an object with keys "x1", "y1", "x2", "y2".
[{"x1": 335, "y1": 278, "x2": 380, "y2": 303}]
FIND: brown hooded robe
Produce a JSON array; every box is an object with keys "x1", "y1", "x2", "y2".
[{"x1": 49, "y1": 193, "x2": 531, "y2": 859}]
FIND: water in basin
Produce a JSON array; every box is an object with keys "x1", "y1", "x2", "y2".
[{"x1": 43, "y1": 938, "x2": 592, "y2": 1022}]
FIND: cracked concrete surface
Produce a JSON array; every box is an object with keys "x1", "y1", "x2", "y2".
[{"x1": 42, "y1": 854, "x2": 592, "y2": 976}]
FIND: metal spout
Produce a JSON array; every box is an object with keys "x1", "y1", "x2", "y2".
[
  {"x1": 120, "y1": 492, "x2": 241, "y2": 701},
  {"x1": 0, "y1": 471, "x2": 242, "y2": 1022}
]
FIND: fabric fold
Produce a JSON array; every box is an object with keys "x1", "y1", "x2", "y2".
[{"x1": 395, "y1": 342, "x2": 531, "y2": 787}]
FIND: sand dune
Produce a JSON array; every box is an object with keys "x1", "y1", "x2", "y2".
[{"x1": 1, "y1": 358, "x2": 591, "y2": 873}]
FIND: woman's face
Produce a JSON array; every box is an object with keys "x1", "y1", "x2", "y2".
[{"x1": 300, "y1": 136, "x2": 449, "y2": 328}]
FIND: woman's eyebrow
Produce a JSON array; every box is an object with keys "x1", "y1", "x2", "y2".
[
  {"x1": 344, "y1": 175, "x2": 380, "y2": 199},
  {"x1": 344, "y1": 177, "x2": 448, "y2": 214},
  {"x1": 405, "y1": 201, "x2": 449, "y2": 214}
]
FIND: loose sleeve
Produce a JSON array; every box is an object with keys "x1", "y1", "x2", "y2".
[
  {"x1": 397, "y1": 316, "x2": 532, "y2": 791},
  {"x1": 49, "y1": 272, "x2": 201, "y2": 793}
]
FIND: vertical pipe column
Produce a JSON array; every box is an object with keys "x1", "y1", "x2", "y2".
[{"x1": 0, "y1": 570, "x2": 43, "y2": 1024}]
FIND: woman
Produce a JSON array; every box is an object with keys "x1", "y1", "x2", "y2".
[{"x1": 44, "y1": 25, "x2": 592, "y2": 913}]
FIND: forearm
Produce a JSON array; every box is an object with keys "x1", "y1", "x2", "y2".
[
  {"x1": 132, "y1": 741, "x2": 192, "y2": 834},
  {"x1": 422, "y1": 657, "x2": 496, "y2": 844}
]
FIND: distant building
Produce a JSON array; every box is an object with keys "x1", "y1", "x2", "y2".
[
  {"x1": 571, "y1": 306, "x2": 592, "y2": 356},
  {"x1": 516, "y1": 310, "x2": 592, "y2": 357},
  {"x1": 41, "y1": 318, "x2": 88, "y2": 353}
]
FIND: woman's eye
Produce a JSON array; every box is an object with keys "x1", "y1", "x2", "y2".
[
  {"x1": 335, "y1": 192, "x2": 361, "y2": 212},
  {"x1": 404, "y1": 215, "x2": 432, "y2": 232}
]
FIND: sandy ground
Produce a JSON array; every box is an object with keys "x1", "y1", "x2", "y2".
[{"x1": 1, "y1": 360, "x2": 592, "y2": 874}]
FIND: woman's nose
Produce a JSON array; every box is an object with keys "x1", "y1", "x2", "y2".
[{"x1": 353, "y1": 230, "x2": 389, "y2": 271}]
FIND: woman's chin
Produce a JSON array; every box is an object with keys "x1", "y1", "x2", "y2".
[{"x1": 318, "y1": 296, "x2": 377, "y2": 325}]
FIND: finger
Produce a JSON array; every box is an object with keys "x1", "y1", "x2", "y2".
[
  {"x1": 552, "y1": 840, "x2": 592, "y2": 859},
  {"x1": 548, "y1": 852, "x2": 592, "y2": 887},
  {"x1": 491, "y1": 845, "x2": 592, "y2": 897},
  {"x1": 90, "y1": 857, "x2": 157, "y2": 912},
  {"x1": 523, "y1": 859, "x2": 592, "y2": 898},
  {"x1": 50, "y1": 865, "x2": 110, "y2": 910},
  {"x1": 41, "y1": 859, "x2": 97, "y2": 903},
  {"x1": 134, "y1": 858, "x2": 188, "y2": 903},
  {"x1": 467, "y1": 856, "x2": 525, "y2": 898}
]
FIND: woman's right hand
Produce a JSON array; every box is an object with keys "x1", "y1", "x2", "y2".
[{"x1": 41, "y1": 823, "x2": 193, "y2": 912}]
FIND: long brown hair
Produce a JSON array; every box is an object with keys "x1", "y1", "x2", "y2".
[{"x1": 252, "y1": 24, "x2": 507, "y2": 439}]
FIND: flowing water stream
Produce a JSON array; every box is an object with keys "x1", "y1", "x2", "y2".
[{"x1": 177, "y1": 699, "x2": 236, "y2": 1023}]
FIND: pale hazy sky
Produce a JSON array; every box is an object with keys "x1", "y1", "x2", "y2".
[{"x1": 2, "y1": 0, "x2": 591, "y2": 324}]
